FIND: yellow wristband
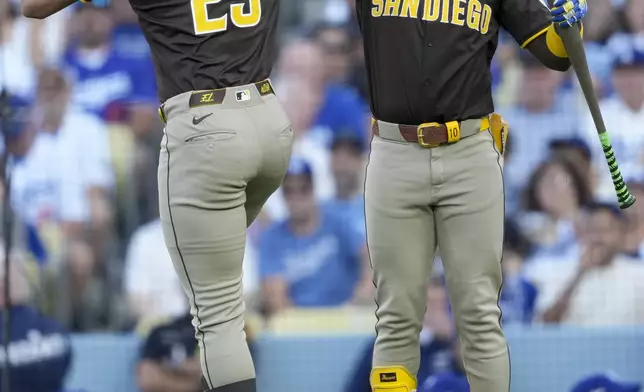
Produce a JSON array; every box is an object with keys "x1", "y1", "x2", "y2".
[{"x1": 79, "y1": 0, "x2": 92, "y2": 3}]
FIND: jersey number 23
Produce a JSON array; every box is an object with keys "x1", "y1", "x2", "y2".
[{"x1": 191, "y1": 0, "x2": 261, "y2": 35}]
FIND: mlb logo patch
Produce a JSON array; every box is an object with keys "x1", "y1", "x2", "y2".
[{"x1": 236, "y1": 90, "x2": 251, "y2": 102}]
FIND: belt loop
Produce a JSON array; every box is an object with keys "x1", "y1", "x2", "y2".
[
  {"x1": 480, "y1": 116, "x2": 490, "y2": 131},
  {"x1": 158, "y1": 104, "x2": 167, "y2": 124},
  {"x1": 255, "y1": 79, "x2": 274, "y2": 96}
]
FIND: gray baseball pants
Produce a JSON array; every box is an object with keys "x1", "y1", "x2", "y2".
[
  {"x1": 158, "y1": 81, "x2": 293, "y2": 390},
  {"x1": 366, "y1": 118, "x2": 510, "y2": 392}
]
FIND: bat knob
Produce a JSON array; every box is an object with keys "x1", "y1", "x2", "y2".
[{"x1": 619, "y1": 195, "x2": 636, "y2": 210}]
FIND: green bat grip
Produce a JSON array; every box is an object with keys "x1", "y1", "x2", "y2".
[
  {"x1": 556, "y1": 24, "x2": 636, "y2": 209},
  {"x1": 599, "y1": 133, "x2": 636, "y2": 209}
]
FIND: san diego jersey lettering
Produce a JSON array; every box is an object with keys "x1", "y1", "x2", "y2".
[{"x1": 355, "y1": 0, "x2": 551, "y2": 124}]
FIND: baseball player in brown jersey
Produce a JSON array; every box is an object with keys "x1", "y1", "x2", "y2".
[
  {"x1": 22, "y1": 1, "x2": 292, "y2": 391},
  {"x1": 353, "y1": 0, "x2": 587, "y2": 391}
]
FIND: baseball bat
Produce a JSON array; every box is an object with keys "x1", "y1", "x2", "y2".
[{"x1": 555, "y1": 22, "x2": 636, "y2": 209}]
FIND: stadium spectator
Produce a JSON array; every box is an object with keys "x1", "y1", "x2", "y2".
[
  {"x1": 583, "y1": 0, "x2": 620, "y2": 43},
  {"x1": 10, "y1": 69, "x2": 113, "y2": 326},
  {"x1": 324, "y1": 132, "x2": 366, "y2": 237},
  {"x1": 344, "y1": 0, "x2": 356, "y2": 14},
  {"x1": 64, "y1": 2, "x2": 157, "y2": 131},
  {"x1": 528, "y1": 203, "x2": 644, "y2": 325},
  {"x1": 0, "y1": 0, "x2": 39, "y2": 100},
  {"x1": 521, "y1": 158, "x2": 592, "y2": 258},
  {"x1": 623, "y1": 0, "x2": 644, "y2": 32},
  {"x1": 136, "y1": 310, "x2": 257, "y2": 392},
  {"x1": 258, "y1": 158, "x2": 369, "y2": 315},
  {"x1": 324, "y1": 132, "x2": 370, "y2": 301},
  {"x1": 108, "y1": 0, "x2": 162, "y2": 147},
  {"x1": 345, "y1": 277, "x2": 457, "y2": 392},
  {"x1": 583, "y1": 0, "x2": 620, "y2": 99},
  {"x1": 491, "y1": 31, "x2": 522, "y2": 108},
  {"x1": 500, "y1": 52, "x2": 581, "y2": 204},
  {"x1": 266, "y1": 37, "x2": 369, "y2": 220},
  {"x1": 0, "y1": 91, "x2": 35, "y2": 161},
  {"x1": 34, "y1": 68, "x2": 113, "y2": 233},
  {"x1": 345, "y1": 26, "x2": 369, "y2": 104},
  {"x1": 263, "y1": 74, "x2": 334, "y2": 221},
  {"x1": 124, "y1": 218, "x2": 188, "y2": 324},
  {"x1": 0, "y1": 248, "x2": 73, "y2": 392},
  {"x1": 124, "y1": 216, "x2": 261, "y2": 323},
  {"x1": 420, "y1": 340, "x2": 468, "y2": 392},
  {"x1": 621, "y1": 180, "x2": 644, "y2": 258},
  {"x1": 19, "y1": 1, "x2": 71, "y2": 72},
  {"x1": 328, "y1": 0, "x2": 371, "y2": 103},
  {"x1": 548, "y1": 138, "x2": 595, "y2": 192},
  {"x1": 309, "y1": 22, "x2": 353, "y2": 85},
  {"x1": 110, "y1": 0, "x2": 150, "y2": 61},
  {"x1": 582, "y1": 39, "x2": 644, "y2": 200},
  {"x1": 274, "y1": 39, "x2": 324, "y2": 94},
  {"x1": 323, "y1": 0, "x2": 351, "y2": 24},
  {"x1": 275, "y1": 38, "x2": 368, "y2": 146},
  {"x1": 499, "y1": 219, "x2": 537, "y2": 326},
  {"x1": 501, "y1": 129, "x2": 519, "y2": 213},
  {"x1": 136, "y1": 313, "x2": 202, "y2": 392}
]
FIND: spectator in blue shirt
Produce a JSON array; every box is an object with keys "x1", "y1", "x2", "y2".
[
  {"x1": 324, "y1": 132, "x2": 366, "y2": 239},
  {"x1": 0, "y1": 253, "x2": 72, "y2": 392},
  {"x1": 421, "y1": 371, "x2": 469, "y2": 392},
  {"x1": 64, "y1": 3, "x2": 157, "y2": 132},
  {"x1": 275, "y1": 38, "x2": 368, "y2": 147},
  {"x1": 420, "y1": 340, "x2": 468, "y2": 392},
  {"x1": 499, "y1": 52, "x2": 582, "y2": 211},
  {"x1": 259, "y1": 158, "x2": 370, "y2": 315},
  {"x1": 314, "y1": 77, "x2": 369, "y2": 145},
  {"x1": 308, "y1": 22, "x2": 369, "y2": 143},
  {"x1": 110, "y1": 0, "x2": 152, "y2": 62},
  {"x1": 499, "y1": 219, "x2": 537, "y2": 326}
]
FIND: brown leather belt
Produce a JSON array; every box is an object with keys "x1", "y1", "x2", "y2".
[{"x1": 372, "y1": 117, "x2": 489, "y2": 148}]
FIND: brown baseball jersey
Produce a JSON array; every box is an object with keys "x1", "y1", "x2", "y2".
[
  {"x1": 128, "y1": 0, "x2": 280, "y2": 103},
  {"x1": 355, "y1": 0, "x2": 553, "y2": 125}
]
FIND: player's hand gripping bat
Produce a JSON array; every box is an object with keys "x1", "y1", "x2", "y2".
[{"x1": 553, "y1": 22, "x2": 636, "y2": 209}]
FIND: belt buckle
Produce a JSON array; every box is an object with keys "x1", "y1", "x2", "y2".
[{"x1": 417, "y1": 122, "x2": 441, "y2": 148}]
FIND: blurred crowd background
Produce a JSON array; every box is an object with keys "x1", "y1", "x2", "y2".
[{"x1": 0, "y1": 0, "x2": 644, "y2": 391}]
